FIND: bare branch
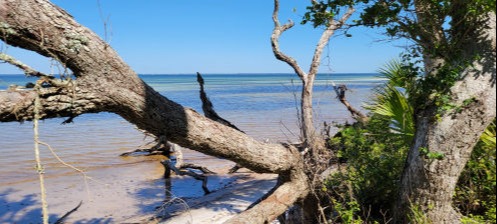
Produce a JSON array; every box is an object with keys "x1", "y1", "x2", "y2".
[
  {"x1": 161, "y1": 159, "x2": 211, "y2": 194},
  {"x1": 178, "y1": 163, "x2": 216, "y2": 174},
  {"x1": 197, "y1": 72, "x2": 243, "y2": 132},
  {"x1": 308, "y1": 6, "x2": 355, "y2": 77},
  {"x1": 333, "y1": 84, "x2": 369, "y2": 123},
  {"x1": 0, "y1": 53, "x2": 52, "y2": 78},
  {"x1": 272, "y1": 0, "x2": 308, "y2": 80}
]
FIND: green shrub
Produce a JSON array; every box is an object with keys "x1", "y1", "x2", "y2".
[{"x1": 323, "y1": 60, "x2": 495, "y2": 223}]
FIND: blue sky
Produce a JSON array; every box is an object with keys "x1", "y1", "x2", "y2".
[{"x1": 0, "y1": 0, "x2": 408, "y2": 74}]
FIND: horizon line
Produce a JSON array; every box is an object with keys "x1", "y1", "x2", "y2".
[{"x1": 0, "y1": 72, "x2": 379, "y2": 76}]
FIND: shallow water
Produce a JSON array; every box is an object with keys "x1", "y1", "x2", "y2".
[{"x1": 0, "y1": 73, "x2": 383, "y2": 184}]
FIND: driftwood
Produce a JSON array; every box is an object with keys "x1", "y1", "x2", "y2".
[
  {"x1": 196, "y1": 72, "x2": 245, "y2": 174},
  {"x1": 160, "y1": 142, "x2": 213, "y2": 195},
  {"x1": 120, "y1": 134, "x2": 216, "y2": 194},
  {"x1": 161, "y1": 160, "x2": 211, "y2": 195},
  {"x1": 333, "y1": 84, "x2": 369, "y2": 123}
]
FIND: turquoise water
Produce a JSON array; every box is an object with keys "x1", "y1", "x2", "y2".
[{"x1": 0, "y1": 73, "x2": 384, "y2": 184}]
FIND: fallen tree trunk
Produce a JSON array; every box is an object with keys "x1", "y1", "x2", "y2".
[{"x1": 0, "y1": 1, "x2": 309, "y2": 222}]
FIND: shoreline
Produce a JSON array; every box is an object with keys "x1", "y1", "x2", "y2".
[
  {"x1": 1, "y1": 153, "x2": 274, "y2": 223},
  {"x1": 0, "y1": 73, "x2": 375, "y2": 223}
]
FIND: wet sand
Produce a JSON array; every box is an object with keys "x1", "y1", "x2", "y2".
[
  {"x1": 0, "y1": 150, "x2": 256, "y2": 223},
  {"x1": 0, "y1": 114, "x2": 282, "y2": 223}
]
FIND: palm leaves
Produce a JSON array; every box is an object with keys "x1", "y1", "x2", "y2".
[
  {"x1": 367, "y1": 60, "x2": 415, "y2": 143},
  {"x1": 368, "y1": 59, "x2": 496, "y2": 149}
]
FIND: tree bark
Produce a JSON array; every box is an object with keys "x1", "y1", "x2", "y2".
[
  {"x1": 0, "y1": 1, "x2": 310, "y2": 222},
  {"x1": 271, "y1": 0, "x2": 354, "y2": 149},
  {"x1": 395, "y1": 11, "x2": 496, "y2": 223}
]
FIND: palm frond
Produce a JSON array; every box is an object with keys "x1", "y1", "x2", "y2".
[
  {"x1": 366, "y1": 59, "x2": 416, "y2": 143},
  {"x1": 368, "y1": 85, "x2": 414, "y2": 141}
]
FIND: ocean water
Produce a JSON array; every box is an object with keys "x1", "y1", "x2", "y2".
[{"x1": 0, "y1": 73, "x2": 384, "y2": 184}]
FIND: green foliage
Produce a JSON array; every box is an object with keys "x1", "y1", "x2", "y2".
[
  {"x1": 408, "y1": 203, "x2": 432, "y2": 224},
  {"x1": 419, "y1": 147, "x2": 445, "y2": 160},
  {"x1": 326, "y1": 115, "x2": 410, "y2": 221},
  {"x1": 455, "y1": 120, "x2": 496, "y2": 223},
  {"x1": 367, "y1": 60, "x2": 416, "y2": 143},
  {"x1": 301, "y1": 0, "x2": 355, "y2": 27},
  {"x1": 332, "y1": 198, "x2": 364, "y2": 224},
  {"x1": 323, "y1": 61, "x2": 495, "y2": 222},
  {"x1": 304, "y1": 1, "x2": 496, "y2": 221},
  {"x1": 305, "y1": 0, "x2": 495, "y2": 114}
]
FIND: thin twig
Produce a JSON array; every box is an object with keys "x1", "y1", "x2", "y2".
[
  {"x1": 37, "y1": 140, "x2": 100, "y2": 197},
  {"x1": 0, "y1": 53, "x2": 53, "y2": 78}
]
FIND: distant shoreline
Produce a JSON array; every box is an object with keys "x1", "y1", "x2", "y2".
[{"x1": 0, "y1": 72, "x2": 380, "y2": 76}]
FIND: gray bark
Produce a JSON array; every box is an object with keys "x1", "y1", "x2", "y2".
[{"x1": 395, "y1": 12, "x2": 496, "y2": 223}]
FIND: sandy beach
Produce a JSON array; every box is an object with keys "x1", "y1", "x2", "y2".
[{"x1": 0, "y1": 151, "x2": 277, "y2": 223}]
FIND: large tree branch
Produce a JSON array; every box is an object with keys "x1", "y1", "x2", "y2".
[
  {"x1": 225, "y1": 169, "x2": 309, "y2": 224},
  {"x1": 0, "y1": 84, "x2": 105, "y2": 122},
  {"x1": 0, "y1": 0, "x2": 301, "y2": 175},
  {"x1": 0, "y1": 2, "x2": 315, "y2": 223}
]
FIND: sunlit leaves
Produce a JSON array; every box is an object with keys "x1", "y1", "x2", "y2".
[{"x1": 301, "y1": 0, "x2": 355, "y2": 27}]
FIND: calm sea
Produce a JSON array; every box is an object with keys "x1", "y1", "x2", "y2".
[{"x1": 0, "y1": 73, "x2": 384, "y2": 184}]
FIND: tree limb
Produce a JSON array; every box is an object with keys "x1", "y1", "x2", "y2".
[
  {"x1": 0, "y1": 85, "x2": 104, "y2": 122},
  {"x1": 308, "y1": 6, "x2": 355, "y2": 77},
  {"x1": 271, "y1": 0, "x2": 308, "y2": 80},
  {"x1": 197, "y1": 72, "x2": 247, "y2": 173},
  {"x1": 225, "y1": 170, "x2": 309, "y2": 224},
  {"x1": 0, "y1": 53, "x2": 53, "y2": 78},
  {"x1": 333, "y1": 84, "x2": 369, "y2": 123},
  {"x1": 0, "y1": 0, "x2": 301, "y2": 175},
  {"x1": 197, "y1": 72, "x2": 243, "y2": 132}
]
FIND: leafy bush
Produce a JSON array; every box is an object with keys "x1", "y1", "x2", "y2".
[
  {"x1": 323, "y1": 60, "x2": 496, "y2": 223},
  {"x1": 455, "y1": 120, "x2": 496, "y2": 223},
  {"x1": 326, "y1": 114, "x2": 409, "y2": 222}
]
